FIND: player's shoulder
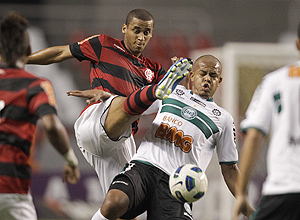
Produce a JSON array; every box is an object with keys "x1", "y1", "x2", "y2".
[
  {"x1": 264, "y1": 61, "x2": 300, "y2": 82},
  {"x1": 22, "y1": 69, "x2": 51, "y2": 86},
  {"x1": 209, "y1": 101, "x2": 234, "y2": 124},
  {"x1": 7, "y1": 68, "x2": 40, "y2": 80},
  {"x1": 98, "y1": 34, "x2": 122, "y2": 45}
]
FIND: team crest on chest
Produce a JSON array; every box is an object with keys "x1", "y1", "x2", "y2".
[
  {"x1": 144, "y1": 68, "x2": 154, "y2": 82},
  {"x1": 181, "y1": 106, "x2": 197, "y2": 120}
]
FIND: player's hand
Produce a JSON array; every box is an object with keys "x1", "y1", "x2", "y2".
[
  {"x1": 62, "y1": 164, "x2": 80, "y2": 184},
  {"x1": 232, "y1": 194, "x2": 254, "y2": 220},
  {"x1": 67, "y1": 89, "x2": 112, "y2": 104}
]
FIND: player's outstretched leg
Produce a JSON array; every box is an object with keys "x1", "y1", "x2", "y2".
[
  {"x1": 155, "y1": 58, "x2": 193, "y2": 100},
  {"x1": 124, "y1": 58, "x2": 192, "y2": 115}
]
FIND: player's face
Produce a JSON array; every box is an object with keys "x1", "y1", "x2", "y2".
[
  {"x1": 122, "y1": 17, "x2": 153, "y2": 57},
  {"x1": 190, "y1": 60, "x2": 222, "y2": 99}
]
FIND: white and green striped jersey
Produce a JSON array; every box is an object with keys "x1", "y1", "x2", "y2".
[
  {"x1": 240, "y1": 61, "x2": 300, "y2": 195},
  {"x1": 132, "y1": 85, "x2": 238, "y2": 175}
]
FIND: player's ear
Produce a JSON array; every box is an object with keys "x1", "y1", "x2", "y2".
[
  {"x1": 190, "y1": 71, "x2": 195, "y2": 81},
  {"x1": 122, "y1": 24, "x2": 127, "y2": 34}
]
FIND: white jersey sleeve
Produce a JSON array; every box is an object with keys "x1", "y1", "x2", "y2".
[
  {"x1": 240, "y1": 77, "x2": 273, "y2": 134},
  {"x1": 216, "y1": 113, "x2": 238, "y2": 164}
]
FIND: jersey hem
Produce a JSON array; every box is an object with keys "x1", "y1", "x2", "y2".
[{"x1": 241, "y1": 126, "x2": 267, "y2": 135}]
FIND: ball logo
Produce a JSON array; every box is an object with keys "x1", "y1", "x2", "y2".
[
  {"x1": 181, "y1": 106, "x2": 197, "y2": 120},
  {"x1": 144, "y1": 69, "x2": 154, "y2": 82}
]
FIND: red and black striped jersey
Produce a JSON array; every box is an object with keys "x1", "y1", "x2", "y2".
[
  {"x1": 0, "y1": 67, "x2": 57, "y2": 194},
  {"x1": 69, "y1": 34, "x2": 166, "y2": 97}
]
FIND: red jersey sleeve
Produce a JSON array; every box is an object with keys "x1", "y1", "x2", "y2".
[
  {"x1": 27, "y1": 79, "x2": 57, "y2": 118},
  {"x1": 69, "y1": 34, "x2": 103, "y2": 63}
]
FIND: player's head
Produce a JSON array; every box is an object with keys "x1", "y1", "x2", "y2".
[
  {"x1": 0, "y1": 11, "x2": 31, "y2": 68},
  {"x1": 122, "y1": 9, "x2": 154, "y2": 57},
  {"x1": 125, "y1": 9, "x2": 154, "y2": 26},
  {"x1": 189, "y1": 55, "x2": 222, "y2": 99}
]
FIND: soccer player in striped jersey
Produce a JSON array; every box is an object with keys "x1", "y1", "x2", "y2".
[
  {"x1": 90, "y1": 55, "x2": 253, "y2": 220},
  {"x1": 0, "y1": 12, "x2": 80, "y2": 220},
  {"x1": 233, "y1": 23, "x2": 300, "y2": 220},
  {"x1": 26, "y1": 9, "x2": 167, "y2": 212}
]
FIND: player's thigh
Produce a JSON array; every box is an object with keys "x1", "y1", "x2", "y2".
[
  {"x1": 74, "y1": 96, "x2": 133, "y2": 156},
  {"x1": 0, "y1": 194, "x2": 37, "y2": 220},
  {"x1": 252, "y1": 193, "x2": 300, "y2": 220},
  {"x1": 109, "y1": 161, "x2": 158, "y2": 219},
  {"x1": 104, "y1": 96, "x2": 139, "y2": 140}
]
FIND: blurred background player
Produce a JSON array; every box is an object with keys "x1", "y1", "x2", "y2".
[
  {"x1": 91, "y1": 55, "x2": 253, "y2": 220},
  {"x1": 0, "y1": 11, "x2": 80, "y2": 220},
  {"x1": 233, "y1": 21, "x2": 300, "y2": 220}
]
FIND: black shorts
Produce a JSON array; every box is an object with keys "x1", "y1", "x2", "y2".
[
  {"x1": 251, "y1": 193, "x2": 300, "y2": 220},
  {"x1": 109, "y1": 160, "x2": 193, "y2": 220}
]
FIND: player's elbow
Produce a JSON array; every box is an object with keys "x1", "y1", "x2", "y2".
[{"x1": 41, "y1": 114, "x2": 63, "y2": 134}]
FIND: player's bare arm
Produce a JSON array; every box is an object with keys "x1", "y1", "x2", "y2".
[
  {"x1": 41, "y1": 113, "x2": 80, "y2": 184},
  {"x1": 233, "y1": 128, "x2": 264, "y2": 219},
  {"x1": 67, "y1": 89, "x2": 113, "y2": 104},
  {"x1": 27, "y1": 45, "x2": 73, "y2": 65},
  {"x1": 221, "y1": 163, "x2": 254, "y2": 218}
]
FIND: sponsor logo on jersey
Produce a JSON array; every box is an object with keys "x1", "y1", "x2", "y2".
[
  {"x1": 144, "y1": 68, "x2": 154, "y2": 82},
  {"x1": 181, "y1": 106, "x2": 197, "y2": 120},
  {"x1": 162, "y1": 115, "x2": 183, "y2": 126},
  {"x1": 176, "y1": 89, "x2": 185, "y2": 96},
  {"x1": 155, "y1": 123, "x2": 193, "y2": 153},
  {"x1": 289, "y1": 65, "x2": 300, "y2": 77},
  {"x1": 190, "y1": 97, "x2": 206, "y2": 107},
  {"x1": 114, "y1": 44, "x2": 126, "y2": 52},
  {"x1": 212, "y1": 109, "x2": 221, "y2": 116}
]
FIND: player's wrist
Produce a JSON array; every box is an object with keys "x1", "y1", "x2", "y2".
[{"x1": 63, "y1": 148, "x2": 78, "y2": 167}]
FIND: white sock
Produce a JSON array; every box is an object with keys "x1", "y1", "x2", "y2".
[{"x1": 91, "y1": 209, "x2": 109, "y2": 220}]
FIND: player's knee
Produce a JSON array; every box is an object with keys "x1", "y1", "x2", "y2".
[{"x1": 101, "y1": 189, "x2": 130, "y2": 219}]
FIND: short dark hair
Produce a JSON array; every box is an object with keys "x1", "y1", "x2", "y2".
[
  {"x1": 0, "y1": 11, "x2": 29, "y2": 67},
  {"x1": 125, "y1": 9, "x2": 154, "y2": 25}
]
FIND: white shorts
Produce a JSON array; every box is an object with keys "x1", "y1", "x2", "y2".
[
  {"x1": 0, "y1": 193, "x2": 37, "y2": 220},
  {"x1": 74, "y1": 96, "x2": 136, "y2": 202}
]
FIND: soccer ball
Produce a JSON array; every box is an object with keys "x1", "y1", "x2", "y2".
[{"x1": 169, "y1": 164, "x2": 208, "y2": 203}]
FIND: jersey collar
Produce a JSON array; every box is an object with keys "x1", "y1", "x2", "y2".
[
  {"x1": 189, "y1": 90, "x2": 214, "y2": 102},
  {"x1": 121, "y1": 40, "x2": 144, "y2": 59}
]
